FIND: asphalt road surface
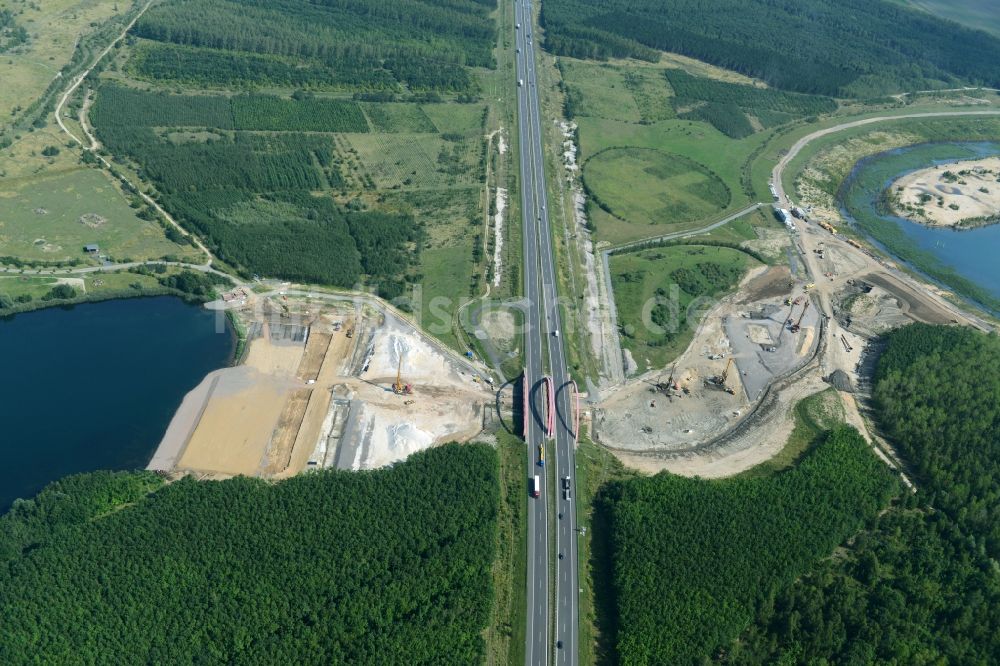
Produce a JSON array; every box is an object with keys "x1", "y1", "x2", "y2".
[{"x1": 514, "y1": 3, "x2": 579, "y2": 664}]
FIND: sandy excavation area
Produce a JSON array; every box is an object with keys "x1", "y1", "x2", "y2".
[
  {"x1": 152, "y1": 299, "x2": 492, "y2": 478},
  {"x1": 891, "y1": 157, "x2": 1000, "y2": 227}
]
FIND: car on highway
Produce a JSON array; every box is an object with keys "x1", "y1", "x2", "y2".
[
  {"x1": 557, "y1": 641, "x2": 563, "y2": 649},
  {"x1": 553, "y1": 330, "x2": 559, "y2": 337}
]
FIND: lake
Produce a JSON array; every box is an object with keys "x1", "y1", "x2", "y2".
[
  {"x1": 839, "y1": 141, "x2": 1000, "y2": 314},
  {"x1": 0, "y1": 296, "x2": 233, "y2": 511}
]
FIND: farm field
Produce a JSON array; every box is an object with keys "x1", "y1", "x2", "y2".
[
  {"x1": 0, "y1": 168, "x2": 195, "y2": 263},
  {"x1": 610, "y1": 245, "x2": 757, "y2": 369}
]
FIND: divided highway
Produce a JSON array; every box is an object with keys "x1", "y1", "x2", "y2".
[{"x1": 514, "y1": 2, "x2": 579, "y2": 664}]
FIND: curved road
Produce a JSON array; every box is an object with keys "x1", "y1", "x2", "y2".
[
  {"x1": 52, "y1": 0, "x2": 215, "y2": 267},
  {"x1": 771, "y1": 110, "x2": 1000, "y2": 202}
]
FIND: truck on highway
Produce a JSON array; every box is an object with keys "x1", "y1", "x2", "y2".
[
  {"x1": 537, "y1": 444, "x2": 545, "y2": 466},
  {"x1": 532, "y1": 475, "x2": 540, "y2": 498}
]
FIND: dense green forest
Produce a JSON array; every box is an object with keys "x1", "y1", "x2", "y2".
[
  {"x1": 717, "y1": 324, "x2": 1000, "y2": 664},
  {"x1": 127, "y1": 0, "x2": 495, "y2": 92},
  {"x1": 0, "y1": 444, "x2": 499, "y2": 664},
  {"x1": 540, "y1": 0, "x2": 1000, "y2": 96},
  {"x1": 91, "y1": 87, "x2": 422, "y2": 293},
  {"x1": 599, "y1": 426, "x2": 898, "y2": 664},
  {"x1": 665, "y1": 70, "x2": 837, "y2": 138},
  {"x1": 94, "y1": 85, "x2": 370, "y2": 133}
]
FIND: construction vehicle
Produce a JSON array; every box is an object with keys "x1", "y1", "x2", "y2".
[
  {"x1": 790, "y1": 300, "x2": 810, "y2": 333},
  {"x1": 804, "y1": 283, "x2": 815, "y2": 291},
  {"x1": 392, "y1": 357, "x2": 413, "y2": 395},
  {"x1": 346, "y1": 327, "x2": 354, "y2": 338},
  {"x1": 652, "y1": 364, "x2": 680, "y2": 398},
  {"x1": 537, "y1": 444, "x2": 545, "y2": 467},
  {"x1": 704, "y1": 358, "x2": 736, "y2": 395},
  {"x1": 785, "y1": 301, "x2": 800, "y2": 327}
]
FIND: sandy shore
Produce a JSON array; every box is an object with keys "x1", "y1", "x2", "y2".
[
  {"x1": 890, "y1": 157, "x2": 1000, "y2": 227},
  {"x1": 147, "y1": 371, "x2": 223, "y2": 471}
]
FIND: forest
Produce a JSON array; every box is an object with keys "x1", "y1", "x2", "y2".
[
  {"x1": 599, "y1": 426, "x2": 898, "y2": 664},
  {"x1": 717, "y1": 324, "x2": 1000, "y2": 664},
  {"x1": 0, "y1": 444, "x2": 499, "y2": 664},
  {"x1": 665, "y1": 70, "x2": 836, "y2": 138},
  {"x1": 93, "y1": 85, "x2": 370, "y2": 133},
  {"x1": 540, "y1": 0, "x2": 1000, "y2": 96},
  {"x1": 92, "y1": 87, "x2": 421, "y2": 293},
  {"x1": 127, "y1": 0, "x2": 495, "y2": 93}
]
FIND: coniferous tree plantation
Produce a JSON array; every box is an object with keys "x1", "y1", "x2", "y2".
[
  {"x1": 0, "y1": 445, "x2": 499, "y2": 664},
  {"x1": 599, "y1": 426, "x2": 899, "y2": 664},
  {"x1": 540, "y1": 0, "x2": 1000, "y2": 96},
  {"x1": 129, "y1": 0, "x2": 495, "y2": 92},
  {"x1": 88, "y1": 0, "x2": 498, "y2": 296},
  {"x1": 716, "y1": 324, "x2": 1000, "y2": 664}
]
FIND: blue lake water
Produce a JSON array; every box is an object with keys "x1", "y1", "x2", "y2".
[
  {"x1": 0, "y1": 297, "x2": 233, "y2": 511},
  {"x1": 839, "y1": 141, "x2": 1000, "y2": 311}
]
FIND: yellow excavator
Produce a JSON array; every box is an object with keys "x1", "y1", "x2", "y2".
[{"x1": 704, "y1": 358, "x2": 736, "y2": 395}]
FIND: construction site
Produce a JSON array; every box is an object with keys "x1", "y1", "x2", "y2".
[
  {"x1": 151, "y1": 291, "x2": 495, "y2": 478},
  {"x1": 587, "y1": 201, "x2": 980, "y2": 478}
]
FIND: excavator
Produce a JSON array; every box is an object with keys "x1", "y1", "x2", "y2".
[
  {"x1": 790, "y1": 300, "x2": 810, "y2": 333},
  {"x1": 392, "y1": 357, "x2": 413, "y2": 395},
  {"x1": 704, "y1": 358, "x2": 736, "y2": 395}
]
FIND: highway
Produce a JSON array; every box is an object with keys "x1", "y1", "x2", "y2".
[{"x1": 514, "y1": 1, "x2": 579, "y2": 664}]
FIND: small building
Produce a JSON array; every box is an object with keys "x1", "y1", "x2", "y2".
[{"x1": 83, "y1": 244, "x2": 100, "y2": 253}]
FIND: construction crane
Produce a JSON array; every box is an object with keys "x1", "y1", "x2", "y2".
[
  {"x1": 704, "y1": 358, "x2": 736, "y2": 395},
  {"x1": 392, "y1": 356, "x2": 413, "y2": 395},
  {"x1": 791, "y1": 300, "x2": 810, "y2": 333},
  {"x1": 652, "y1": 364, "x2": 680, "y2": 398}
]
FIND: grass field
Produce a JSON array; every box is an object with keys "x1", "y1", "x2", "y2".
[
  {"x1": 0, "y1": 271, "x2": 160, "y2": 300},
  {"x1": 575, "y1": 117, "x2": 770, "y2": 244},
  {"x1": 583, "y1": 147, "x2": 730, "y2": 234},
  {"x1": 610, "y1": 244, "x2": 758, "y2": 368},
  {"x1": 342, "y1": 132, "x2": 483, "y2": 191},
  {"x1": 0, "y1": 0, "x2": 124, "y2": 122},
  {"x1": 360, "y1": 103, "x2": 435, "y2": 133},
  {"x1": 0, "y1": 168, "x2": 195, "y2": 263}
]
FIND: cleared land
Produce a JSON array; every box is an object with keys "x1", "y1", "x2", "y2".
[{"x1": 153, "y1": 292, "x2": 493, "y2": 478}]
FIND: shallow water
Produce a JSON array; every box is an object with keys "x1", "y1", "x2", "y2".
[{"x1": 839, "y1": 141, "x2": 1000, "y2": 311}]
